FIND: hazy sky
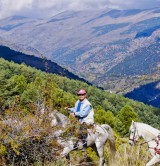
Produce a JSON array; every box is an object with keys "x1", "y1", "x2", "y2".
[{"x1": 0, "y1": 0, "x2": 160, "y2": 19}]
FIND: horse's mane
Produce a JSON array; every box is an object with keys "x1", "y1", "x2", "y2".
[
  {"x1": 53, "y1": 110, "x2": 69, "y2": 127},
  {"x1": 136, "y1": 122, "x2": 160, "y2": 135}
]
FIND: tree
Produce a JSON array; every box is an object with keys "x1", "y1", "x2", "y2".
[
  {"x1": 116, "y1": 105, "x2": 138, "y2": 135},
  {"x1": 94, "y1": 108, "x2": 115, "y2": 127}
]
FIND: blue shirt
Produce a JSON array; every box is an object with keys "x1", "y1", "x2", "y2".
[
  {"x1": 69, "y1": 100, "x2": 91, "y2": 122},
  {"x1": 76, "y1": 101, "x2": 82, "y2": 112}
]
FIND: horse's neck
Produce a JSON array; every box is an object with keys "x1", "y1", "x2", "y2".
[
  {"x1": 140, "y1": 129, "x2": 154, "y2": 141},
  {"x1": 137, "y1": 123, "x2": 159, "y2": 141}
]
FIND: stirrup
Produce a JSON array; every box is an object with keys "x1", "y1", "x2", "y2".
[
  {"x1": 83, "y1": 141, "x2": 87, "y2": 148},
  {"x1": 73, "y1": 141, "x2": 78, "y2": 149}
]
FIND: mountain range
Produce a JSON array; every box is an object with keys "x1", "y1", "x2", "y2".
[{"x1": 0, "y1": 8, "x2": 159, "y2": 107}]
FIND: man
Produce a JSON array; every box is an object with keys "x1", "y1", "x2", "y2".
[
  {"x1": 65, "y1": 89, "x2": 94, "y2": 125},
  {"x1": 65, "y1": 89, "x2": 94, "y2": 149}
]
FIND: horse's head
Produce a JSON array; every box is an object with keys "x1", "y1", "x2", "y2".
[
  {"x1": 48, "y1": 111, "x2": 58, "y2": 127},
  {"x1": 129, "y1": 121, "x2": 141, "y2": 145},
  {"x1": 49, "y1": 110, "x2": 69, "y2": 127}
]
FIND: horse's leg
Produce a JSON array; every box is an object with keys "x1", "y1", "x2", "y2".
[
  {"x1": 95, "y1": 142, "x2": 106, "y2": 166},
  {"x1": 91, "y1": 144, "x2": 99, "y2": 156},
  {"x1": 61, "y1": 147, "x2": 72, "y2": 165},
  {"x1": 146, "y1": 155, "x2": 160, "y2": 166},
  {"x1": 61, "y1": 147, "x2": 72, "y2": 157},
  {"x1": 66, "y1": 153, "x2": 71, "y2": 166},
  {"x1": 66, "y1": 153, "x2": 70, "y2": 160}
]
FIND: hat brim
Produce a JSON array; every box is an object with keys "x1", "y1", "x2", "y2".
[{"x1": 77, "y1": 93, "x2": 86, "y2": 95}]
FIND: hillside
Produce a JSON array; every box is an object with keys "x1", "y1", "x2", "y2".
[
  {"x1": 0, "y1": 58, "x2": 159, "y2": 127},
  {"x1": 0, "y1": 45, "x2": 91, "y2": 84},
  {"x1": 125, "y1": 81, "x2": 160, "y2": 108},
  {"x1": 0, "y1": 8, "x2": 159, "y2": 92},
  {"x1": 0, "y1": 58, "x2": 160, "y2": 165},
  {"x1": 1, "y1": 44, "x2": 159, "y2": 108}
]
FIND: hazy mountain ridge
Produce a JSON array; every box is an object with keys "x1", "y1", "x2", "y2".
[{"x1": 0, "y1": 8, "x2": 159, "y2": 92}]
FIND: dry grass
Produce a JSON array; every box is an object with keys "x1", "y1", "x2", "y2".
[
  {"x1": 46, "y1": 142, "x2": 151, "y2": 166},
  {"x1": 110, "y1": 143, "x2": 150, "y2": 166}
]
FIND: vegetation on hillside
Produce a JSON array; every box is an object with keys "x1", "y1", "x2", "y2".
[
  {"x1": 0, "y1": 58, "x2": 159, "y2": 165},
  {"x1": 101, "y1": 75, "x2": 160, "y2": 94}
]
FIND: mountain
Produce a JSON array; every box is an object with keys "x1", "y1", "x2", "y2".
[
  {"x1": 0, "y1": 45, "x2": 91, "y2": 84},
  {"x1": 125, "y1": 81, "x2": 160, "y2": 108},
  {"x1": 0, "y1": 8, "x2": 159, "y2": 92}
]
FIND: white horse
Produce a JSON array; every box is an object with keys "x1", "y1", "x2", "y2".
[
  {"x1": 129, "y1": 121, "x2": 160, "y2": 166},
  {"x1": 51, "y1": 110, "x2": 116, "y2": 166}
]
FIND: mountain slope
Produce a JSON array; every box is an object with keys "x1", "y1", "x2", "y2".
[
  {"x1": 0, "y1": 57, "x2": 160, "y2": 165},
  {"x1": 0, "y1": 8, "x2": 159, "y2": 91},
  {"x1": 0, "y1": 57, "x2": 159, "y2": 126},
  {"x1": 125, "y1": 81, "x2": 160, "y2": 108},
  {"x1": 0, "y1": 45, "x2": 91, "y2": 84}
]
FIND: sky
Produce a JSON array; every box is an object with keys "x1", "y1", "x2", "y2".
[{"x1": 0, "y1": 0, "x2": 160, "y2": 19}]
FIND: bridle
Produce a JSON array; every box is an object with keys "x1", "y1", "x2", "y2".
[{"x1": 129, "y1": 126, "x2": 139, "y2": 142}]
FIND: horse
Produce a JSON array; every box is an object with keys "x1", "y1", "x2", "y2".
[
  {"x1": 129, "y1": 121, "x2": 160, "y2": 166},
  {"x1": 50, "y1": 110, "x2": 116, "y2": 166},
  {"x1": 49, "y1": 110, "x2": 70, "y2": 128}
]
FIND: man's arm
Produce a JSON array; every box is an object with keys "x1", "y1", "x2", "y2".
[
  {"x1": 65, "y1": 106, "x2": 76, "y2": 113},
  {"x1": 75, "y1": 105, "x2": 91, "y2": 118},
  {"x1": 68, "y1": 107, "x2": 76, "y2": 113}
]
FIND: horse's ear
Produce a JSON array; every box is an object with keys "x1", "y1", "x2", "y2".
[{"x1": 132, "y1": 120, "x2": 135, "y2": 126}]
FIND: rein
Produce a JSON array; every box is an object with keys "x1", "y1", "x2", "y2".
[
  {"x1": 140, "y1": 138, "x2": 156, "y2": 146},
  {"x1": 139, "y1": 136, "x2": 160, "y2": 155}
]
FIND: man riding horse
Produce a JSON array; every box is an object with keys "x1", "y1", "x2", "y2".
[{"x1": 65, "y1": 89, "x2": 94, "y2": 148}]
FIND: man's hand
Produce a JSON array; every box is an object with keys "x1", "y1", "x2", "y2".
[
  {"x1": 70, "y1": 112, "x2": 75, "y2": 117},
  {"x1": 64, "y1": 107, "x2": 70, "y2": 111}
]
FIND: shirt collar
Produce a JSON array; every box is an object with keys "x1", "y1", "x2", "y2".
[{"x1": 79, "y1": 98, "x2": 86, "y2": 104}]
